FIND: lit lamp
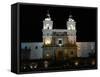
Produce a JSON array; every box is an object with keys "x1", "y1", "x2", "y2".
[
  {"x1": 23, "y1": 66, "x2": 26, "y2": 70},
  {"x1": 45, "y1": 38, "x2": 51, "y2": 45},
  {"x1": 46, "y1": 53, "x2": 49, "y2": 57},
  {"x1": 75, "y1": 61, "x2": 78, "y2": 66},
  {"x1": 34, "y1": 64, "x2": 37, "y2": 68},
  {"x1": 44, "y1": 61, "x2": 48, "y2": 68},
  {"x1": 30, "y1": 65, "x2": 33, "y2": 69},
  {"x1": 92, "y1": 60, "x2": 95, "y2": 65}
]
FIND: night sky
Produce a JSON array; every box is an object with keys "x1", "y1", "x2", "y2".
[{"x1": 20, "y1": 3, "x2": 97, "y2": 42}]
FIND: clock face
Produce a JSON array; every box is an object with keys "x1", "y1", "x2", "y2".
[{"x1": 45, "y1": 38, "x2": 51, "y2": 45}]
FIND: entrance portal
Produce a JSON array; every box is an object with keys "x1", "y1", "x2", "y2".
[{"x1": 56, "y1": 50, "x2": 63, "y2": 61}]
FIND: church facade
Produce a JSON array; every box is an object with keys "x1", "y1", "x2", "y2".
[{"x1": 43, "y1": 12, "x2": 78, "y2": 61}]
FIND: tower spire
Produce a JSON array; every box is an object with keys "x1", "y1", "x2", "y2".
[
  {"x1": 69, "y1": 14, "x2": 72, "y2": 18},
  {"x1": 43, "y1": 9, "x2": 53, "y2": 30},
  {"x1": 44, "y1": 10, "x2": 51, "y2": 21},
  {"x1": 68, "y1": 14, "x2": 74, "y2": 22},
  {"x1": 69, "y1": 11, "x2": 72, "y2": 18},
  {"x1": 47, "y1": 10, "x2": 50, "y2": 18}
]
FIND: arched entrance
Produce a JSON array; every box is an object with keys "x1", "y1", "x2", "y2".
[{"x1": 56, "y1": 49, "x2": 63, "y2": 61}]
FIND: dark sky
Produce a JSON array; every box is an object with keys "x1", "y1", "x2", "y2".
[{"x1": 20, "y1": 3, "x2": 97, "y2": 42}]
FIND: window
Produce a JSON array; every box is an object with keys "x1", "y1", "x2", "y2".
[
  {"x1": 58, "y1": 39, "x2": 63, "y2": 46},
  {"x1": 35, "y1": 46, "x2": 38, "y2": 49},
  {"x1": 58, "y1": 40, "x2": 62, "y2": 44}
]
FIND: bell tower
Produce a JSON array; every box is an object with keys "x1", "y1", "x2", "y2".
[
  {"x1": 42, "y1": 11, "x2": 53, "y2": 45},
  {"x1": 42, "y1": 11, "x2": 54, "y2": 60},
  {"x1": 43, "y1": 11, "x2": 53, "y2": 30},
  {"x1": 67, "y1": 15, "x2": 76, "y2": 44}
]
